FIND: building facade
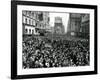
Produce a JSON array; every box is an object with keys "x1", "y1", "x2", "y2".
[
  {"x1": 67, "y1": 13, "x2": 90, "y2": 38},
  {"x1": 22, "y1": 11, "x2": 38, "y2": 35},
  {"x1": 67, "y1": 13, "x2": 81, "y2": 36},
  {"x1": 22, "y1": 11, "x2": 50, "y2": 35},
  {"x1": 80, "y1": 14, "x2": 90, "y2": 38},
  {"x1": 54, "y1": 17, "x2": 65, "y2": 34}
]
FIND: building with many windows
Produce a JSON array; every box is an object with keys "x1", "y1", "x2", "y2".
[
  {"x1": 22, "y1": 11, "x2": 38, "y2": 35},
  {"x1": 22, "y1": 11, "x2": 50, "y2": 35}
]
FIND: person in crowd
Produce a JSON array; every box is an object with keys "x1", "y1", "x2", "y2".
[{"x1": 22, "y1": 36, "x2": 90, "y2": 69}]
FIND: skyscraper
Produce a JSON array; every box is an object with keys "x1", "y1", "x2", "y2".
[
  {"x1": 54, "y1": 17, "x2": 65, "y2": 34},
  {"x1": 80, "y1": 14, "x2": 90, "y2": 38},
  {"x1": 67, "y1": 13, "x2": 81, "y2": 36}
]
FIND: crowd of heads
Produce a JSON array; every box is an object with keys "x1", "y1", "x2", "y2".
[{"x1": 22, "y1": 36, "x2": 90, "y2": 69}]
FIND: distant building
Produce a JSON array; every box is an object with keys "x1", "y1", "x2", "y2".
[
  {"x1": 22, "y1": 11, "x2": 49, "y2": 35},
  {"x1": 80, "y1": 14, "x2": 90, "y2": 38},
  {"x1": 67, "y1": 13, "x2": 81, "y2": 36},
  {"x1": 54, "y1": 17, "x2": 65, "y2": 34},
  {"x1": 67, "y1": 13, "x2": 90, "y2": 38},
  {"x1": 37, "y1": 12, "x2": 50, "y2": 30}
]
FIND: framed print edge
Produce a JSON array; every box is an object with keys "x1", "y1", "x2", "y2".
[
  {"x1": 11, "y1": 1, "x2": 17, "y2": 79},
  {"x1": 11, "y1": 0, "x2": 98, "y2": 79},
  {"x1": 94, "y1": 5, "x2": 98, "y2": 74}
]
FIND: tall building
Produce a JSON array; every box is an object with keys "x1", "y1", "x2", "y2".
[
  {"x1": 67, "y1": 13, "x2": 90, "y2": 38},
  {"x1": 80, "y1": 14, "x2": 90, "y2": 38},
  {"x1": 54, "y1": 17, "x2": 65, "y2": 34},
  {"x1": 67, "y1": 13, "x2": 81, "y2": 36},
  {"x1": 36, "y1": 12, "x2": 49, "y2": 29}
]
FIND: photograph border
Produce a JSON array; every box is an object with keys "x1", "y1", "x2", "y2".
[{"x1": 11, "y1": 0, "x2": 97, "y2": 79}]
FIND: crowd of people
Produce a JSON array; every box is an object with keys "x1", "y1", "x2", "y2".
[{"x1": 22, "y1": 36, "x2": 90, "y2": 69}]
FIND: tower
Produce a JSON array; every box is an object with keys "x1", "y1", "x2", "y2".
[
  {"x1": 54, "y1": 17, "x2": 65, "y2": 34},
  {"x1": 67, "y1": 13, "x2": 81, "y2": 36}
]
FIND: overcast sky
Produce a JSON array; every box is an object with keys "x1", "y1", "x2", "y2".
[{"x1": 49, "y1": 12, "x2": 69, "y2": 33}]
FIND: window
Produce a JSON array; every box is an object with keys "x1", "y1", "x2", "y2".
[
  {"x1": 32, "y1": 12, "x2": 34, "y2": 17},
  {"x1": 29, "y1": 19, "x2": 31, "y2": 25},
  {"x1": 27, "y1": 11, "x2": 30, "y2": 16},
  {"x1": 32, "y1": 30, "x2": 34, "y2": 34},
  {"x1": 35, "y1": 28, "x2": 38, "y2": 32},
  {"x1": 25, "y1": 18, "x2": 27, "y2": 24},
  {"x1": 29, "y1": 11, "x2": 31, "y2": 17},
  {"x1": 36, "y1": 23, "x2": 37, "y2": 26},
  {"x1": 25, "y1": 29, "x2": 28, "y2": 33},
  {"x1": 29, "y1": 29, "x2": 31, "y2": 34},
  {"x1": 38, "y1": 13, "x2": 43, "y2": 21},
  {"x1": 33, "y1": 20, "x2": 35, "y2": 26}
]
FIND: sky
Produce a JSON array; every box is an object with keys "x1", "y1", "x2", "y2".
[{"x1": 49, "y1": 12, "x2": 69, "y2": 33}]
